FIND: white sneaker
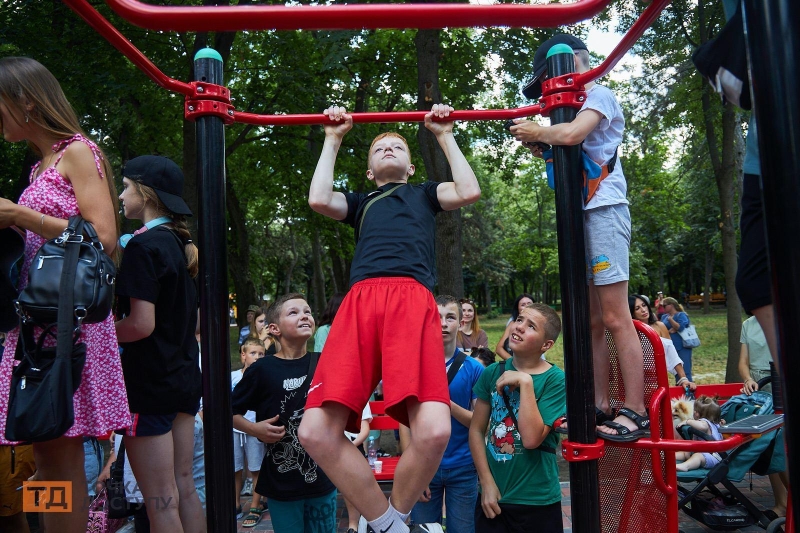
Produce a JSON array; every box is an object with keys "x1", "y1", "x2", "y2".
[
  {"x1": 241, "y1": 478, "x2": 253, "y2": 496},
  {"x1": 409, "y1": 525, "x2": 444, "y2": 533}
]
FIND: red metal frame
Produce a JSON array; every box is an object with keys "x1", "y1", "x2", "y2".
[
  {"x1": 561, "y1": 439, "x2": 605, "y2": 462},
  {"x1": 105, "y1": 0, "x2": 613, "y2": 32},
  {"x1": 62, "y1": 0, "x2": 672, "y2": 126}
]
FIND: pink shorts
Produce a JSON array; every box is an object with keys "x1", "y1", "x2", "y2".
[{"x1": 305, "y1": 277, "x2": 449, "y2": 433}]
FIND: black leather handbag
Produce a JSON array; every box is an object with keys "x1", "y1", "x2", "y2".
[
  {"x1": 16, "y1": 216, "x2": 115, "y2": 325},
  {"x1": 5, "y1": 216, "x2": 103, "y2": 442}
]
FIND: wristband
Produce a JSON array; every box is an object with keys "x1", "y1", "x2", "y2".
[{"x1": 676, "y1": 377, "x2": 689, "y2": 385}]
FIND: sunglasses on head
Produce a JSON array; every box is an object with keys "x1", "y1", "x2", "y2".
[{"x1": 459, "y1": 299, "x2": 475, "y2": 305}]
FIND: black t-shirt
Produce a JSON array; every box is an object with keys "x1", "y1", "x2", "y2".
[
  {"x1": 116, "y1": 227, "x2": 202, "y2": 414},
  {"x1": 343, "y1": 181, "x2": 443, "y2": 292},
  {"x1": 231, "y1": 352, "x2": 334, "y2": 501}
]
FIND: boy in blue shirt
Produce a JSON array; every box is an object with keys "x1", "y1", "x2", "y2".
[{"x1": 400, "y1": 295, "x2": 484, "y2": 533}]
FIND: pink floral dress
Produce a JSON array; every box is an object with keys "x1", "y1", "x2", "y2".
[{"x1": 0, "y1": 134, "x2": 131, "y2": 444}]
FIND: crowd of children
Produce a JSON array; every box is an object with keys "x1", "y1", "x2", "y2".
[{"x1": 1, "y1": 28, "x2": 787, "y2": 533}]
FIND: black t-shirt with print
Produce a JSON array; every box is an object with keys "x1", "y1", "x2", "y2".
[
  {"x1": 343, "y1": 181, "x2": 443, "y2": 292},
  {"x1": 231, "y1": 352, "x2": 335, "y2": 501},
  {"x1": 116, "y1": 227, "x2": 202, "y2": 414}
]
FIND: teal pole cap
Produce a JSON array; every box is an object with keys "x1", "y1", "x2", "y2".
[
  {"x1": 194, "y1": 47, "x2": 223, "y2": 62},
  {"x1": 546, "y1": 43, "x2": 574, "y2": 59}
]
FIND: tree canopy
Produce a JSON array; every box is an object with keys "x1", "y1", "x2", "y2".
[{"x1": 1, "y1": 0, "x2": 747, "y2": 371}]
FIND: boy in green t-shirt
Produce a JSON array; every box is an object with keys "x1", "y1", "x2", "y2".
[{"x1": 469, "y1": 303, "x2": 566, "y2": 533}]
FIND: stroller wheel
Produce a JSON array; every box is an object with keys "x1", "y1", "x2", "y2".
[{"x1": 765, "y1": 516, "x2": 786, "y2": 533}]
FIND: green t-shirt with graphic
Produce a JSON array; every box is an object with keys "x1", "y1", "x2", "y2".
[{"x1": 474, "y1": 358, "x2": 566, "y2": 506}]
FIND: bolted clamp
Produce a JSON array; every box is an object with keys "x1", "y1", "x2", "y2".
[
  {"x1": 184, "y1": 81, "x2": 235, "y2": 124},
  {"x1": 537, "y1": 73, "x2": 587, "y2": 117},
  {"x1": 561, "y1": 439, "x2": 606, "y2": 462}
]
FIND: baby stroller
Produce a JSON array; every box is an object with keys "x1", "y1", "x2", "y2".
[{"x1": 676, "y1": 389, "x2": 786, "y2": 532}]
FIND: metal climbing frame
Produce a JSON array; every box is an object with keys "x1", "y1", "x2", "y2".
[{"x1": 59, "y1": 1, "x2": 799, "y2": 532}]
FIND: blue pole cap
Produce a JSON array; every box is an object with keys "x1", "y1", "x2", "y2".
[
  {"x1": 546, "y1": 43, "x2": 575, "y2": 59},
  {"x1": 194, "y1": 47, "x2": 223, "y2": 62}
]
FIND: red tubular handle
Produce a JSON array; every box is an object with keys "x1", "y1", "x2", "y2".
[
  {"x1": 576, "y1": 0, "x2": 672, "y2": 87},
  {"x1": 105, "y1": 0, "x2": 612, "y2": 32},
  {"x1": 234, "y1": 106, "x2": 543, "y2": 126},
  {"x1": 63, "y1": 0, "x2": 193, "y2": 96}
]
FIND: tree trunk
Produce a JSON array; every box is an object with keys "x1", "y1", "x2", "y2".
[
  {"x1": 703, "y1": 245, "x2": 713, "y2": 314},
  {"x1": 283, "y1": 224, "x2": 299, "y2": 294},
  {"x1": 225, "y1": 176, "x2": 257, "y2": 326},
  {"x1": 701, "y1": 87, "x2": 744, "y2": 382},
  {"x1": 415, "y1": 29, "x2": 463, "y2": 298},
  {"x1": 311, "y1": 228, "x2": 327, "y2": 315}
]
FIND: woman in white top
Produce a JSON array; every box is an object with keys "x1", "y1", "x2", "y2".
[{"x1": 629, "y1": 295, "x2": 695, "y2": 391}]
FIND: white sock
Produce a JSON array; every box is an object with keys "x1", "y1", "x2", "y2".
[
  {"x1": 368, "y1": 505, "x2": 409, "y2": 533},
  {"x1": 389, "y1": 499, "x2": 411, "y2": 523}
]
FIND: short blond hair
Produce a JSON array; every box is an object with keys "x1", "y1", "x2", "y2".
[{"x1": 368, "y1": 132, "x2": 410, "y2": 170}]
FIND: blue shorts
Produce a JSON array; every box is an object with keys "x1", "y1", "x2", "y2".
[
  {"x1": 124, "y1": 413, "x2": 178, "y2": 437},
  {"x1": 268, "y1": 489, "x2": 338, "y2": 533},
  {"x1": 123, "y1": 401, "x2": 201, "y2": 437},
  {"x1": 584, "y1": 204, "x2": 631, "y2": 286}
]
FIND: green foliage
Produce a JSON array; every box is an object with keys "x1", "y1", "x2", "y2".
[{"x1": 0, "y1": 0, "x2": 748, "y2": 328}]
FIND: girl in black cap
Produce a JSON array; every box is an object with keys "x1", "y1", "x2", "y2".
[
  {"x1": 115, "y1": 155, "x2": 205, "y2": 532},
  {"x1": 0, "y1": 57, "x2": 129, "y2": 533}
]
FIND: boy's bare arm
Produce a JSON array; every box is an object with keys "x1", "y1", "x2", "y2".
[
  {"x1": 495, "y1": 370, "x2": 550, "y2": 449},
  {"x1": 450, "y1": 400, "x2": 474, "y2": 428},
  {"x1": 469, "y1": 399, "x2": 503, "y2": 518},
  {"x1": 308, "y1": 106, "x2": 352, "y2": 220},
  {"x1": 233, "y1": 413, "x2": 286, "y2": 443},
  {"x1": 425, "y1": 105, "x2": 481, "y2": 211},
  {"x1": 509, "y1": 109, "x2": 603, "y2": 147}
]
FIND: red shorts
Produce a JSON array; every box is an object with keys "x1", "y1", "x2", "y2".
[{"x1": 306, "y1": 277, "x2": 449, "y2": 432}]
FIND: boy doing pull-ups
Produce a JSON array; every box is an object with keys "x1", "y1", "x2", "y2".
[{"x1": 299, "y1": 104, "x2": 481, "y2": 533}]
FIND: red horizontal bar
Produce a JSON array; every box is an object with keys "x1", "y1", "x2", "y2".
[
  {"x1": 612, "y1": 433, "x2": 753, "y2": 452},
  {"x1": 106, "y1": 0, "x2": 613, "y2": 32},
  {"x1": 233, "y1": 105, "x2": 543, "y2": 126},
  {"x1": 63, "y1": 0, "x2": 193, "y2": 96}
]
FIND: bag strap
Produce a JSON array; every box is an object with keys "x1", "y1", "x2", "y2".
[
  {"x1": 278, "y1": 352, "x2": 321, "y2": 426},
  {"x1": 57, "y1": 217, "x2": 83, "y2": 365},
  {"x1": 446, "y1": 350, "x2": 467, "y2": 385},
  {"x1": 499, "y1": 359, "x2": 556, "y2": 455},
  {"x1": 112, "y1": 438, "x2": 126, "y2": 477},
  {"x1": 355, "y1": 184, "x2": 405, "y2": 242}
]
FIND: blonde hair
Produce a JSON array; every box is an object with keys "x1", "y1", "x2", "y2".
[
  {"x1": 368, "y1": 132, "x2": 410, "y2": 170},
  {"x1": 0, "y1": 57, "x2": 119, "y2": 221},
  {"x1": 131, "y1": 181, "x2": 199, "y2": 278},
  {"x1": 661, "y1": 297, "x2": 684, "y2": 313}
]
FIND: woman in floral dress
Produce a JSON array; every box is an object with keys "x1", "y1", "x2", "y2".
[{"x1": 0, "y1": 57, "x2": 130, "y2": 532}]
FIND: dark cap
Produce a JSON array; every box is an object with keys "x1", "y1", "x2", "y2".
[
  {"x1": 521, "y1": 33, "x2": 588, "y2": 100},
  {"x1": 247, "y1": 305, "x2": 261, "y2": 313},
  {"x1": 123, "y1": 155, "x2": 192, "y2": 216}
]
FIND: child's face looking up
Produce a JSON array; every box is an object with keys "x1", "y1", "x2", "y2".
[
  {"x1": 273, "y1": 298, "x2": 315, "y2": 341},
  {"x1": 508, "y1": 307, "x2": 553, "y2": 355}
]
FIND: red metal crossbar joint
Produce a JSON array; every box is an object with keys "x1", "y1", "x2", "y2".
[
  {"x1": 537, "y1": 74, "x2": 587, "y2": 117},
  {"x1": 190, "y1": 81, "x2": 231, "y2": 103},
  {"x1": 185, "y1": 81, "x2": 235, "y2": 124},
  {"x1": 561, "y1": 439, "x2": 605, "y2": 462},
  {"x1": 185, "y1": 99, "x2": 236, "y2": 125}
]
